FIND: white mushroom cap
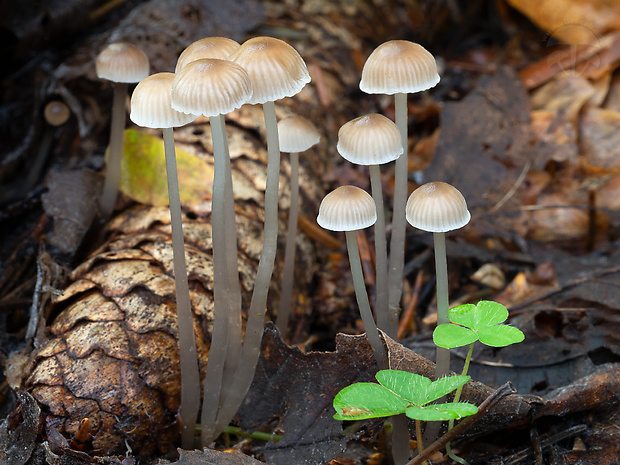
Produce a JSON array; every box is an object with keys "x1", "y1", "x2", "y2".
[
  {"x1": 130, "y1": 73, "x2": 198, "y2": 129},
  {"x1": 229, "y1": 37, "x2": 311, "y2": 105},
  {"x1": 406, "y1": 182, "x2": 470, "y2": 233},
  {"x1": 278, "y1": 116, "x2": 320, "y2": 153},
  {"x1": 175, "y1": 37, "x2": 241, "y2": 73},
  {"x1": 360, "y1": 40, "x2": 439, "y2": 95},
  {"x1": 317, "y1": 185, "x2": 377, "y2": 232},
  {"x1": 171, "y1": 58, "x2": 252, "y2": 117},
  {"x1": 337, "y1": 113, "x2": 403, "y2": 165},
  {"x1": 96, "y1": 42, "x2": 150, "y2": 83}
]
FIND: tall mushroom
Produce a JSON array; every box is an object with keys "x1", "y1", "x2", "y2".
[
  {"x1": 317, "y1": 186, "x2": 387, "y2": 369},
  {"x1": 215, "y1": 37, "x2": 311, "y2": 434},
  {"x1": 129, "y1": 72, "x2": 199, "y2": 448},
  {"x1": 174, "y1": 37, "x2": 244, "y2": 393},
  {"x1": 337, "y1": 114, "x2": 402, "y2": 337},
  {"x1": 405, "y1": 182, "x2": 470, "y2": 378},
  {"x1": 275, "y1": 116, "x2": 320, "y2": 339},
  {"x1": 175, "y1": 37, "x2": 241, "y2": 72},
  {"x1": 96, "y1": 42, "x2": 149, "y2": 219},
  {"x1": 170, "y1": 58, "x2": 252, "y2": 446},
  {"x1": 359, "y1": 40, "x2": 439, "y2": 326}
]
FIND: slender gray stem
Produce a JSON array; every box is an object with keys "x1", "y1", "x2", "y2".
[
  {"x1": 369, "y1": 164, "x2": 392, "y2": 336},
  {"x1": 424, "y1": 231, "x2": 450, "y2": 446},
  {"x1": 163, "y1": 127, "x2": 201, "y2": 449},
  {"x1": 388, "y1": 92, "x2": 408, "y2": 329},
  {"x1": 391, "y1": 414, "x2": 412, "y2": 465},
  {"x1": 219, "y1": 115, "x2": 243, "y2": 403},
  {"x1": 100, "y1": 82, "x2": 128, "y2": 219},
  {"x1": 345, "y1": 230, "x2": 387, "y2": 369},
  {"x1": 434, "y1": 231, "x2": 450, "y2": 377},
  {"x1": 214, "y1": 100, "x2": 280, "y2": 433},
  {"x1": 200, "y1": 115, "x2": 231, "y2": 446},
  {"x1": 276, "y1": 151, "x2": 300, "y2": 338}
]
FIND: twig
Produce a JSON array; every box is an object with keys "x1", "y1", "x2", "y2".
[{"x1": 406, "y1": 382, "x2": 516, "y2": 465}]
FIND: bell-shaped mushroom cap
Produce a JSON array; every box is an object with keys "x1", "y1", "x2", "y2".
[
  {"x1": 359, "y1": 40, "x2": 439, "y2": 95},
  {"x1": 44, "y1": 101, "x2": 70, "y2": 127},
  {"x1": 317, "y1": 185, "x2": 377, "y2": 232},
  {"x1": 130, "y1": 73, "x2": 198, "y2": 129},
  {"x1": 406, "y1": 182, "x2": 470, "y2": 233},
  {"x1": 229, "y1": 37, "x2": 311, "y2": 105},
  {"x1": 171, "y1": 58, "x2": 252, "y2": 117},
  {"x1": 337, "y1": 113, "x2": 403, "y2": 165},
  {"x1": 175, "y1": 37, "x2": 241, "y2": 73},
  {"x1": 278, "y1": 116, "x2": 320, "y2": 153},
  {"x1": 96, "y1": 42, "x2": 150, "y2": 83}
]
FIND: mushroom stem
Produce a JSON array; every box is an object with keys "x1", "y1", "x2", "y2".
[
  {"x1": 276, "y1": 151, "x2": 300, "y2": 338},
  {"x1": 433, "y1": 231, "x2": 450, "y2": 378},
  {"x1": 388, "y1": 92, "x2": 408, "y2": 331},
  {"x1": 100, "y1": 82, "x2": 128, "y2": 219},
  {"x1": 219, "y1": 116, "x2": 243, "y2": 401},
  {"x1": 214, "y1": 99, "x2": 280, "y2": 434},
  {"x1": 369, "y1": 164, "x2": 392, "y2": 336},
  {"x1": 345, "y1": 230, "x2": 387, "y2": 369},
  {"x1": 200, "y1": 114, "x2": 231, "y2": 446},
  {"x1": 162, "y1": 127, "x2": 201, "y2": 449}
]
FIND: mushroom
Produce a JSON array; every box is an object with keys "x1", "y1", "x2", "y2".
[
  {"x1": 337, "y1": 114, "x2": 402, "y2": 337},
  {"x1": 275, "y1": 116, "x2": 320, "y2": 339},
  {"x1": 405, "y1": 182, "x2": 470, "y2": 378},
  {"x1": 174, "y1": 38, "x2": 244, "y2": 382},
  {"x1": 175, "y1": 37, "x2": 241, "y2": 72},
  {"x1": 170, "y1": 58, "x2": 252, "y2": 446},
  {"x1": 129, "y1": 72, "x2": 199, "y2": 448},
  {"x1": 96, "y1": 42, "x2": 149, "y2": 218},
  {"x1": 215, "y1": 37, "x2": 311, "y2": 433},
  {"x1": 317, "y1": 186, "x2": 387, "y2": 369},
  {"x1": 359, "y1": 40, "x2": 439, "y2": 325}
]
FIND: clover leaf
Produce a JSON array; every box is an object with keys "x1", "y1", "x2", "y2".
[
  {"x1": 433, "y1": 300, "x2": 525, "y2": 349},
  {"x1": 333, "y1": 370, "x2": 477, "y2": 422}
]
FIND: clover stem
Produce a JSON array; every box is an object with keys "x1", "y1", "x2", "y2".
[
  {"x1": 444, "y1": 341, "x2": 476, "y2": 465},
  {"x1": 201, "y1": 114, "x2": 231, "y2": 446},
  {"x1": 100, "y1": 82, "x2": 128, "y2": 219},
  {"x1": 214, "y1": 100, "x2": 280, "y2": 434},
  {"x1": 415, "y1": 419, "x2": 429, "y2": 465},
  {"x1": 369, "y1": 164, "x2": 392, "y2": 336},
  {"x1": 345, "y1": 230, "x2": 387, "y2": 370},
  {"x1": 388, "y1": 92, "x2": 408, "y2": 326},
  {"x1": 276, "y1": 151, "x2": 300, "y2": 339},
  {"x1": 163, "y1": 127, "x2": 201, "y2": 449}
]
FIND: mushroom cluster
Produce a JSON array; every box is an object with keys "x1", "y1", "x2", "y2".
[{"x1": 88, "y1": 34, "x2": 470, "y2": 460}]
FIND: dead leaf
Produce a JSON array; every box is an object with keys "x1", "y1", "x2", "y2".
[
  {"x1": 171, "y1": 448, "x2": 264, "y2": 465},
  {"x1": 117, "y1": 129, "x2": 214, "y2": 207},
  {"x1": 426, "y1": 66, "x2": 532, "y2": 210},
  {"x1": 580, "y1": 107, "x2": 620, "y2": 169},
  {"x1": 506, "y1": 0, "x2": 620, "y2": 45}
]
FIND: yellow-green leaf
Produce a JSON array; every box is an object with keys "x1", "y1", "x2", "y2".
[{"x1": 112, "y1": 129, "x2": 213, "y2": 206}]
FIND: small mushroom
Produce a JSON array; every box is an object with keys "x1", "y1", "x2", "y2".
[
  {"x1": 129, "y1": 72, "x2": 199, "y2": 448},
  {"x1": 275, "y1": 116, "x2": 320, "y2": 339},
  {"x1": 405, "y1": 181, "x2": 470, "y2": 378},
  {"x1": 337, "y1": 114, "x2": 402, "y2": 337},
  {"x1": 175, "y1": 37, "x2": 241, "y2": 73},
  {"x1": 96, "y1": 42, "x2": 149, "y2": 218},
  {"x1": 217, "y1": 37, "x2": 311, "y2": 433},
  {"x1": 317, "y1": 186, "x2": 387, "y2": 369},
  {"x1": 360, "y1": 40, "x2": 439, "y2": 324},
  {"x1": 170, "y1": 58, "x2": 252, "y2": 446}
]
